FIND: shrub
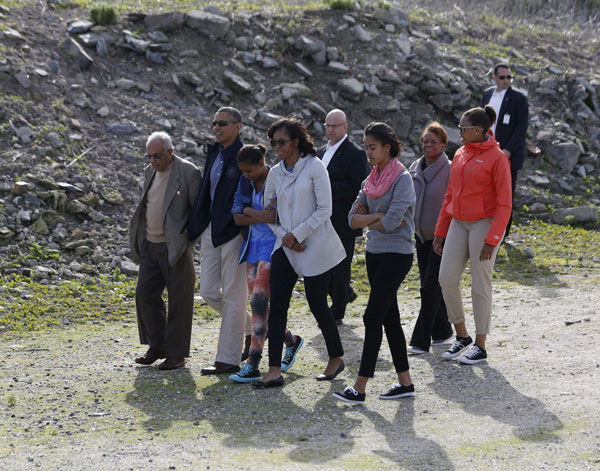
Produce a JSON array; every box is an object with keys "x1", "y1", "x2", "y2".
[
  {"x1": 90, "y1": 5, "x2": 117, "y2": 25},
  {"x1": 328, "y1": 0, "x2": 355, "y2": 10}
]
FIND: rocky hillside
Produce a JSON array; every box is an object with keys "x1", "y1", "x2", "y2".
[{"x1": 1, "y1": 0, "x2": 599, "y2": 281}]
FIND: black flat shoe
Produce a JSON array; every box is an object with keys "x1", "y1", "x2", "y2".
[
  {"x1": 253, "y1": 376, "x2": 284, "y2": 389},
  {"x1": 316, "y1": 360, "x2": 345, "y2": 381}
]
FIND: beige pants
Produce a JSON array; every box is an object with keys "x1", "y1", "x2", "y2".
[
  {"x1": 438, "y1": 218, "x2": 501, "y2": 335},
  {"x1": 200, "y1": 225, "x2": 251, "y2": 365}
]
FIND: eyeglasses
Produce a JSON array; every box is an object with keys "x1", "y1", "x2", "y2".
[
  {"x1": 458, "y1": 125, "x2": 480, "y2": 133},
  {"x1": 496, "y1": 75, "x2": 513, "y2": 80},
  {"x1": 323, "y1": 122, "x2": 346, "y2": 128},
  {"x1": 212, "y1": 120, "x2": 239, "y2": 127},
  {"x1": 271, "y1": 138, "x2": 292, "y2": 148},
  {"x1": 146, "y1": 152, "x2": 164, "y2": 160}
]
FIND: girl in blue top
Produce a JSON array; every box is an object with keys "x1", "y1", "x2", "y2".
[{"x1": 230, "y1": 144, "x2": 303, "y2": 382}]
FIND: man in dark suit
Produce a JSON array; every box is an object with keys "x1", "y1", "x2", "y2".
[
  {"x1": 188, "y1": 107, "x2": 252, "y2": 375},
  {"x1": 317, "y1": 109, "x2": 369, "y2": 324},
  {"x1": 130, "y1": 132, "x2": 202, "y2": 370},
  {"x1": 481, "y1": 63, "x2": 529, "y2": 237}
]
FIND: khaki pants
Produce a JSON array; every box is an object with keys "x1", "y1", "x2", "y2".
[
  {"x1": 438, "y1": 218, "x2": 501, "y2": 335},
  {"x1": 200, "y1": 225, "x2": 251, "y2": 365}
]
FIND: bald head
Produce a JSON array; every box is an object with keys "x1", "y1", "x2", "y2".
[{"x1": 324, "y1": 109, "x2": 348, "y2": 145}]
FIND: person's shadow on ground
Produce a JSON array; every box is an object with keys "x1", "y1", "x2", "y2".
[{"x1": 424, "y1": 355, "x2": 563, "y2": 441}]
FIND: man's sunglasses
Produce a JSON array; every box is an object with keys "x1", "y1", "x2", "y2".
[
  {"x1": 212, "y1": 120, "x2": 239, "y2": 127},
  {"x1": 496, "y1": 75, "x2": 513, "y2": 80},
  {"x1": 271, "y1": 138, "x2": 292, "y2": 148}
]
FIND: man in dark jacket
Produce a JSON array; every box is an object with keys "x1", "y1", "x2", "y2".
[
  {"x1": 481, "y1": 63, "x2": 529, "y2": 237},
  {"x1": 188, "y1": 107, "x2": 251, "y2": 375},
  {"x1": 317, "y1": 109, "x2": 369, "y2": 324}
]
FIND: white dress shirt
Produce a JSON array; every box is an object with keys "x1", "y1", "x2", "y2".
[
  {"x1": 488, "y1": 88, "x2": 507, "y2": 135},
  {"x1": 321, "y1": 135, "x2": 347, "y2": 168}
]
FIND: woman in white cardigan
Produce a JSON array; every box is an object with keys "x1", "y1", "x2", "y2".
[{"x1": 254, "y1": 118, "x2": 347, "y2": 388}]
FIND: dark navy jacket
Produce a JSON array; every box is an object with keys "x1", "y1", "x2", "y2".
[{"x1": 188, "y1": 136, "x2": 243, "y2": 247}]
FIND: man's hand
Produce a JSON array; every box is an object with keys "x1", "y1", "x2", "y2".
[
  {"x1": 282, "y1": 232, "x2": 296, "y2": 249},
  {"x1": 433, "y1": 236, "x2": 444, "y2": 255}
]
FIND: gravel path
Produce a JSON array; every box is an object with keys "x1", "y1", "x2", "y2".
[{"x1": 1, "y1": 275, "x2": 599, "y2": 470}]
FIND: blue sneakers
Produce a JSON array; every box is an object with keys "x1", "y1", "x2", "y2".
[
  {"x1": 281, "y1": 335, "x2": 304, "y2": 372},
  {"x1": 229, "y1": 362, "x2": 261, "y2": 383}
]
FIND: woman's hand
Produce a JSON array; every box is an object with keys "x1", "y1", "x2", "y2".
[
  {"x1": 480, "y1": 243, "x2": 495, "y2": 261},
  {"x1": 292, "y1": 242, "x2": 305, "y2": 253},
  {"x1": 433, "y1": 236, "x2": 444, "y2": 255},
  {"x1": 354, "y1": 202, "x2": 368, "y2": 215},
  {"x1": 282, "y1": 232, "x2": 296, "y2": 249},
  {"x1": 266, "y1": 199, "x2": 277, "y2": 210}
]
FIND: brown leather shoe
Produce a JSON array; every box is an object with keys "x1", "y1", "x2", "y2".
[
  {"x1": 135, "y1": 348, "x2": 165, "y2": 365},
  {"x1": 241, "y1": 334, "x2": 251, "y2": 362},
  {"x1": 157, "y1": 357, "x2": 185, "y2": 371},
  {"x1": 201, "y1": 361, "x2": 239, "y2": 375}
]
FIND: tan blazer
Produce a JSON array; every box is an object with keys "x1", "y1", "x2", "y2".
[{"x1": 130, "y1": 155, "x2": 202, "y2": 267}]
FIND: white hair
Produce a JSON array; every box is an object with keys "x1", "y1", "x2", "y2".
[{"x1": 146, "y1": 131, "x2": 174, "y2": 151}]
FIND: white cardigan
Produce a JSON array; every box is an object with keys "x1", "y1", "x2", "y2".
[{"x1": 264, "y1": 155, "x2": 346, "y2": 277}]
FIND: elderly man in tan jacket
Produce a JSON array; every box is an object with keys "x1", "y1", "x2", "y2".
[{"x1": 130, "y1": 132, "x2": 202, "y2": 370}]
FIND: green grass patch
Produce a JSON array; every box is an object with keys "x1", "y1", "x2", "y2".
[{"x1": 90, "y1": 4, "x2": 117, "y2": 25}]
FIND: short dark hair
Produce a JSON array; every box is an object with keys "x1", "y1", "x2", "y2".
[
  {"x1": 237, "y1": 144, "x2": 266, "y2": 165},
  {"x1": 493, "y1": 63, "x2": 510, "y2": 76},
  {"x1": 216, "y1": 106, "x2": 242, "y2": 124},
  {"x1": 420, "y1": 121, "x2": 448, "y2": 146},
  {"x1": 364, "y1": 122, "x2": 404, "y2": 158},
  {"x1": 462, "y1": 106, "x2": 497, "y2": 134},
  {"x1": 267, "y1": 118, "x2": 316, "y2": 157}
]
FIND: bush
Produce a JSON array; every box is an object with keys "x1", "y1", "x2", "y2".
[
  {"x1": 90, "y1": 5, "x2": 117, "y2": 25},
  {"x1": 327, "y1": 0, "x2": 355, "y2": 10}
]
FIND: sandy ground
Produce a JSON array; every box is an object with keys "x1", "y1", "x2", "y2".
[{"x1": 1, "y1": 275, "x2": 599, "y2": 470}]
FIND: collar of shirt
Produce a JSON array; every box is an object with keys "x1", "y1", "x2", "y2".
[{"x1": 322, "y1": 135, "x2": 347, "y2": 168}]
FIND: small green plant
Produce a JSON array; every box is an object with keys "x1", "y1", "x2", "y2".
[
  {"x1": 7, "y1": 395, "x2": 17, "y2": 407},
  {"x1": 90, "y1": 5, "x2": 117, "y2": 25},
  {"x1": 112, "y1": 267, "x2": 128, "y2": 283},
  {"x1": 376, "y1": 1, "x2": 391, "y2": 10},
  {"x1": 327, "y1": 0, "x2": 355, "y2": 11}
]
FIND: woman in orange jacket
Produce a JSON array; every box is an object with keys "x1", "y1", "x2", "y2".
[{"x1": 433, "y1": 105, "x2": 512, "y2": 364}]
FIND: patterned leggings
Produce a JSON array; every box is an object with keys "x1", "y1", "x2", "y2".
[{"x1": 247, "y1": 261, "x2": 294, "y2": 369}]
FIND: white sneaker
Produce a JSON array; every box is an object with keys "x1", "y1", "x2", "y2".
[{"x1": 407, "y1": 345, "x2": 428, "y2": 355}]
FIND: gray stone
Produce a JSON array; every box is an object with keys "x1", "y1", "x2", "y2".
[
  {"x1": 547, "y1": 66, "x2": 562, "y2": 75},
  {"x1": 78, "y1": 33, "x2": 101, "y2": 47},
  {"x1": 387, "y1": 99, "x2": 400, "y2": 112},
  {"x1": 420, "y1": 80, "x2": 446, "y2": 95},
  {"x1": 234, "y1": 36, "x2": 249, "y2": 50},
  {"x1": 120, "y1": 259, "x2": 139, "y2": 276},
  {"x1": 543, "y1": 142, "x2": 581, "y2": 174},
  {"x1": 16, "y1": 126, "x2": 34, "y2": 144},
  {"x1": 66, "y1": 200, "x2": 90, "y2": 215},
  {"x1": 353, "y1": 25, "x2": 372, "y2": 42},
  {"x1": 300, "y1": 36, "x2": 321, "y2": 54},
  {"x1": 14, "y1": 70, "x2": 32, "y2": 88},
  {"x1": 124, "y1": 35, "x2": 150, "y2": 53},
  {"x1": 530, "y1": 175, "x2": 551, "y2": 186},
  {"x1": 137, "y1": 81, "x2": 152, "y2": 93},
  {"x1": 0, "y1": 227, "x2": 15, "y2": 244},
  {"x1": 260, "y1": 56, "x2": 279, "y2": 69},
  {"x1": 523, "y1": 247, "x2": 534, "y2": 258},
  {"x1": 96, "y1": 38, "x2": 108, "y2": 57},
  {"x1": 254, "y1": 36, "x2": 265, "y2": 48},
  {"x1": 307, "y1": 101, "x2": 327, "y2": 117},
  {"x1": 552, "y1": 207, "x2": 599, "y2": 224},
  {"x1": 69, "y1": 261, "x2": 83, "y2": 272},
  {"x1": 145, "y1": 12, "x2": 185, "y2": 32},
  {"x1": 67, "y1": 20, "x2": 93, "y2": 35},
  {"x1": 385, "y1": 24, "x2": 395, "y2": 33},
  {"x1": 529, "y1": 202, "x2": 547, "y2": 213},
  {"x1": 223, "y1": 71, "x2": 252, "y2": 94},
  {"x1": 295, "y1": 62, "x2": 313, "y2": 78},
  {"x1": 428, "y1": 94, "x2": 454, "y2": 112},
  {"x1": 75, "y1": 246, "x2": 91, "y2": 256},
  {"x1": 34, "y1": 67, "x2": 48, "y2": 77},
  {"x1": 48, "y1": 60, "x2": 59, "y2": 73},
  {"x1": 17, "y1": 210, "x2": 31, "y2": 222},
  {"x1": 46, "y1": 132, "x2": 62, "y2": 148},
  {"x1": 279, "y1": 82, "x2": 311, "y2": 96},
  {"x1": 186, "y1": 10, "x2": 231, "y2": 38},
  {"x1": 107, "y1": 122, "x2": 137, "y2": 136},
  {"x1": 338, "y1": 78, "x2": 364, "y2": 100},
  {"x1": 89, "y1": 210, "x2": 104, "y2": 222},
  {"x1": 327, "y1": 61, "x2": 349, "y2": 74},
  {"x1": 97, "y1": 106, "x2": 109, "y2": 117},
  {"x1": 394, "y1": 35, "x2": 411, "y2": 56},
  {"x1": 4, "y1": 28, "x2": 25, "y2": 40},
  {"x1": 116, "y1": 78, "x2": 136, "y2": 90},
  {"x1": 148, "y1": 31, "x2": 169, "y2": 42},
  {"x1": 282, "y1": 87, "x2": 299, "y2": 101},
  {"x1": 154, "y1": 118, "x2": 172, "y2": 131},
  {"x1": 145, "y1": 50, "x2": 164, "y2": 64},
  {"x1": 394, "y1": 114, "x2": 412, "y2": 140},
  {"x1": 60, "y1": 37, "x2": 94, "y2": 70},
  {"x1": 31, "y1": 218, "x2": 49, "y2": 235},
  {"x1": 326, "y1": 47, "x2": 339, "y2": 61},
  {"x1": 102, "y1": 188, "x2": 124, "y2": 205}
]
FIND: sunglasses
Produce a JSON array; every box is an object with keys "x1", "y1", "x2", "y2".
[
  {"x1": 496, "y1": 75, "x2": 513, "y2": 80},
  {"x1": 458, "y1": 125, "x2": 479, "y2": 133},
  {"x1": 212, "y1": 120, "x2": 239, "y2": 127},
  {"x1": 146, "y1": 152, "x2": 164, "y2": 160},
  {"x1": 271, "y1": 138, "x2": 292, "y2": 148}
]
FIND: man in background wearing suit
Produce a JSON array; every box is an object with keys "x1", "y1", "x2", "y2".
[
  {"x1": 130, "y1": 132, "x2": 202, "y2": 370},
  {"x1": 481, "y1": 63, "x2": 529, "y2": 237},
  {"x1": 317, "y1": 109, "x2": 369, "y2": 325}
]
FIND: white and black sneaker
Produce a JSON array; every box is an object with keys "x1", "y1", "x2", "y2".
[
  {"x1": 457, "y1": 345, "x2": 487, "y2": 364},
  {"x1": 379, "y1": 383, "x2": 416, "y2": 400},
  {"x1": 333, "y1": 386, "x2": 365, "y2": 404},
  {"x1": 441, "y1": 336, "x2": 473, "y2": 360}
]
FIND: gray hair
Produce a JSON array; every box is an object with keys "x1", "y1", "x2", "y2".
[
  {"x1": 146, "y1": 131, "x2": 174, "y2": 150},
  {"x1": 216, "y1": 106, "x2": 242, "y2": 124}
]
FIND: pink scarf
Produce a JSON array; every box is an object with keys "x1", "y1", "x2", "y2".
[{"x1": 363, "y1": 158, "x2": 404, "y2": 198}]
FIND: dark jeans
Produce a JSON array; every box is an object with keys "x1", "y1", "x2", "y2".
[
  {"x1": 136, "y1": 240, "x2": 195, "y2": 358},
  {"x1": 505, "y1": 165, "x2": 519, "y2": 237},
  {"x1": 358, "y1": 251, "x2": 413, "y2": 378},
  {"x1": 268, "y1": 248, "x2": 344, "y2": 367},
  {"x1": 328, "y1": 234, "x2": 356, "y2": 320},
  {"x1": 409, "y1": 238, "x2": 453, "y2": 351}
]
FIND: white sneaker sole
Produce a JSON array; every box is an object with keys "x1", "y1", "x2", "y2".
[
  {"x1": 407, "y1": 346, "x2": 428, "y2": 355},
  {"x1": 332, "y1": 393, "x2": 364, "y2": 404},
  {"x1": 441, "y1": 341, "x2": 474, "y2": 360},
  {"x1": 457, "y1": 356, "x2": 487, "y2": 365},
  {"x1": 379, "y1": 392, "x2": 416, "y2": 400}
]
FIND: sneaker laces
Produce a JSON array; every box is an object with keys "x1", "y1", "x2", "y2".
[
  {"x1": 466, "y1": 345, "x2": 482, "y2": 358},
  {"x1": 283, "y1": 340, "x2": 298, "y2": 364},
  {"x1": 237, "y1": 363, "x2": 254, "y2": 377},
  {"x1": 344, "y1": 386, "x2": 359, "y2": 396}
]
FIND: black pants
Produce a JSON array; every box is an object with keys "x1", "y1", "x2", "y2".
[
  {"x1": 358, "y1": 251, "x2": 413, "y2": 378},
  {"x1": 135, "y1": 240, "x2": 196, "y2": 358},
  {"x1": 268, "y1": 248, "x2": 344, "y2": 367},
  {"x1": 505, "y1": 165, "x2": 519, "y2": 237},
  {"x1": 409, "y1": 238, "x2": 453, "y2": 351},
  {"x1": 328, "y1": 234, "x2": 356, "y2": 320}
]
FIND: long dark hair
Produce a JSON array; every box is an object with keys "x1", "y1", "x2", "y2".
[
  {"x1": 364, "y1": 122, "x2": 404, "y2": 157},
  {"x1": 267, "y1": 118, "x2": 316, "y2": 157},
  {"x1": 462, "y1": 106, "x2": 497, "y2": 134}
]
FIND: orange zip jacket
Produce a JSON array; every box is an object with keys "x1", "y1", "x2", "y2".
[{"x1": 434, "y1": 134, "x2": 512, "y2": 246}]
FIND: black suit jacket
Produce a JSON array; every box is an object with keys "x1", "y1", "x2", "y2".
[
  {"x1": 481, "y1": 86, "x2": 529, "y2": 171},
  {"x1": 317, "y1": 137, "x2": 369, "y2": 239}
]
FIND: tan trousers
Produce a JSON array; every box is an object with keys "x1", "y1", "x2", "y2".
[
  {"x1": 438, "y1": 218, "x2": 501, "y2": 335},
  {"x1": 200, "y1": 225, "x2": 251, "y2": 365}
]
